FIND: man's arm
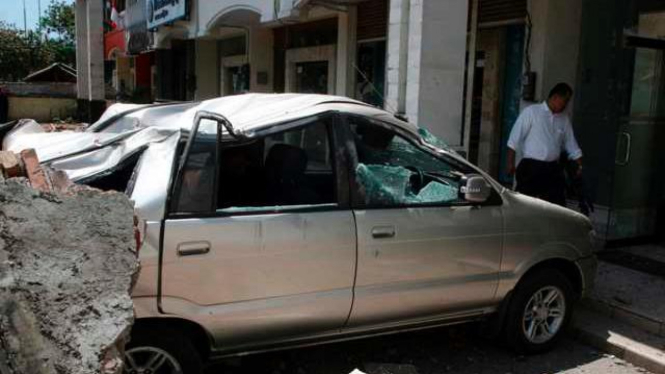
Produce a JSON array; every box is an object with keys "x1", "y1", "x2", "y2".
[
  {"x1": 506, "y1": 110, "x2": 529, "y2": 176},
  {"x1": 563, "y1": 119, "x2": 583, "y2": 176},
  {"x1": 507, "y1": 147, "x2": 517, "y2": 176}
]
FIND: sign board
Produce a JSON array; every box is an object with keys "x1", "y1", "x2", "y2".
[
  {"x1": 146, "y1": 0, "x2": 187, "y2": 29},
  {"x1": 125, "y1": 0, "x2": 155, "y2": 54}
]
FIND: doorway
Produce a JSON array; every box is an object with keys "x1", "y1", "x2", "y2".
[
  {"x1": 607, "y1": 35, "x2": 665, "y2": 240},
  {"x1": 295, "y1": 61, "x2": 329, "y2": 94}
]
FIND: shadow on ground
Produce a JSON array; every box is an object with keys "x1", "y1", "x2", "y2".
[{"x1": 205, "y1": 323, "x2": 644, "y2": 374}]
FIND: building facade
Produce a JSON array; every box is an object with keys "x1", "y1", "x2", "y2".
[{"x1": 83, "y1": 0, "x2": 664, "y2": 243}]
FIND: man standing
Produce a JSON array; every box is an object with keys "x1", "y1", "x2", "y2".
[{"x1": 506, "y1": 83, "x2": 583, "y2": 206}]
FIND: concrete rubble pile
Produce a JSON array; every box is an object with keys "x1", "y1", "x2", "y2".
[{"x1": 0, "y1": 149, "x2": 140, "y2": 374}]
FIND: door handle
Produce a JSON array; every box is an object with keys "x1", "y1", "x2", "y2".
[
  {"x1": 177, "y1": 241, "x2": 210, "y2": 256},
  {"x1": 372, "y1": 226, "x2": 395, "y2": 239},
  {"x1": 616, "y1": 132, "x2": 631, "y2": 166}
]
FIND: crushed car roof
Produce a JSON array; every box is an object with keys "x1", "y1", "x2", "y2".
[
  {"x1": 88, "y1": 94, "x2": 374, "y2": 134},
  {"x1": 0, "y1": 93, "x2": 438, "y2": 189}
]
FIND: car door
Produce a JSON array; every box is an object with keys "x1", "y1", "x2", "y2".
[
  {"x1": 159, "y1": 113, "x2": 356, "y2": 349},
  {"x1": 342, "y1": 115, "x2": 504, "y2": 328}
]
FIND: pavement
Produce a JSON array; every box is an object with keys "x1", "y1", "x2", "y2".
[{"x1": 572, "y1": 244, "x2": 665, "y2": 374}]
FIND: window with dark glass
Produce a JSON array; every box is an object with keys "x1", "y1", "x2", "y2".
[
  {"x1": 216, "y1": 117, "x2": 336, "y2": 211},
  {"x1": 173, "y1": 120, "x2": 218, "y2": 214}
]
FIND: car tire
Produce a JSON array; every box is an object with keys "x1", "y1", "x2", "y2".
[
  {"x1": 504, "y1": 268, "x2": 575, "y2": 354},
  {"x1": 124, "y1": 329, "x2": 203, "y2": 374}
]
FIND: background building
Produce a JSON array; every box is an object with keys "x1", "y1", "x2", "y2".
[{"x1": 82, "y1": 0, "x2": 665, "y2": 244}]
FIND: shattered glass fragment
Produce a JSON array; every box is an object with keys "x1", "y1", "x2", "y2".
[
  {"x1": 418, "y1": 127, "x2": 453, "y2": 152},
  {"x1": 356, "y1": 164, "x2": 459, "y2": 206}
]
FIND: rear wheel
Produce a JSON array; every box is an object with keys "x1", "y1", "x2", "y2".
[
  {"x1": 504, "y1": 269, "x2": 575, "y2": 354},
  {"x1": 124, "y1": 329, "x2": 203, "y2": 374}
]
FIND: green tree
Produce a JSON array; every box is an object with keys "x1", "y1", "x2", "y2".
[
  {"x1": 39, "y1": 0, "x2": 76, "y2": 67},
  {"x1": 0, "y1": 1, "x2": 75, "y2": 81},
  {"x1": 39, "y1": 0, "x2": 76, "y2": 44},
  {"x1": 0, "y1": 22, "x2": 53, "y2": 81}
]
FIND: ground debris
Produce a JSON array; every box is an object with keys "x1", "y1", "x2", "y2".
[{"x1": 0, "y1": 150, "x2": 139, "y2": 374}]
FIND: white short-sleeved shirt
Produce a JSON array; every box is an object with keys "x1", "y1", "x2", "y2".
[{"x1": 507, "y1": 102, "x2": 583, "y2": 162}]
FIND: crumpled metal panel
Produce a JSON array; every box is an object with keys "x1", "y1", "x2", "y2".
[
  {"x1": 46, "y1": 127, "x2": 177, "y2": 182},
  {"x1": 130, "y1": 132, "x2": 181, "y2": 221},
  {"x1": 1, "y1": 94, "x2": 480, "y2": 220}
]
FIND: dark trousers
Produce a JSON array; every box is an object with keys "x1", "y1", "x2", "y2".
[{"x1": 516, "y1": 158, "x2": 566, "y2": 206}]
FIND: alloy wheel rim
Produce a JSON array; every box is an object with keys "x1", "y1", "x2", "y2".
[
  {"x1": 522, "y1": 286, "x2": 566, "y2": 344},
  {"x1": 124, "y1": 346, "x2": 183, "y2": 374}
]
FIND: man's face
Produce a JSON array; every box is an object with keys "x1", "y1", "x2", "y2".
[{"x1": 549, "y1": 94, "x2": 571, "y2": 114}]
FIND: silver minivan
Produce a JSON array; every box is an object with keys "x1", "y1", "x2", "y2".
[{"x1": 4, "y1": 94, "x2": 597, "y2": 374}]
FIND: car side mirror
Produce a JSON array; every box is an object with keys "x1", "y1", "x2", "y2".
[{"x1": 460, "y1": 174, "x2": 492, "y2": 203}]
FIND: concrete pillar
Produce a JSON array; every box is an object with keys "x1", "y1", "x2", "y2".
[
  {"x1": 462, "y1": 0, "x2": 479, "y2": 157},
  {"x1": 194, "y1": 39, "x2": 219, "y2": 100},
  {"x1": 527, "y1": 0, "x2": 582, "y2": 105},
  {"x1": 477, "y1": 28, "x2": 506, "y2": 176},
  {"x1": 87, "y1": 0, "x2": 104, "y2": 103},
  {"x1": 75, "y1": 0, "x2": 89, "y2": 102},
  {"x1": 336, "y1": 8, "x2": 357, "y2": 97},
  {"x1": 75, "y1": 0, "x2": 106, "y2": 123},
  {"x1": 405, "y1": 0, "x2": 469, "y2": 145},
  {"x1": 385, "y1": 0, "x2": 411, "y2": 114},
  {"x1": 249, "y1": 27, "x2": 274, "y2": 93}
]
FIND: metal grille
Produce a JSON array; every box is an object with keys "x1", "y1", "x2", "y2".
[
  {"x1": 479, "y1": 0, "x2": 527, "y2": 25},
  {"x1": 357, "y1": 0, "x2": 388, "y2": 41}
]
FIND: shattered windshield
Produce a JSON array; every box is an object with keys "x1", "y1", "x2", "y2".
[
  {"x1": 350, "y1": 117, "x2": 467, "y2": 207},
  {"x1": 417, "y1": 127, "x2": 453, "y2": 152}
]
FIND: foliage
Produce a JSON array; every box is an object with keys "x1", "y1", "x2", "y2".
[
  {"x1": 0, "y1": 1, "x2": 75, "y2": 82},
  {"x1": 39, "y1": 0, "x2": 75, "y2": 44}
]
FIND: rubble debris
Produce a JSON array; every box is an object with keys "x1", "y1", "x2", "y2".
[
  {"x1": 0, "y1": 150, "x2": 140, "y2": 374},
  {"x1": 0, "y1": 152, "x2": 21, "y2": 178}
]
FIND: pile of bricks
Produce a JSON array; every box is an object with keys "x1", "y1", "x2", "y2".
[{"x1": 0, "y1": 149, "x2": 73, "y2": 193}]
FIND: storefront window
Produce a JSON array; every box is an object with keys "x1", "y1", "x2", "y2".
[
  {"x1": 629, "y1": 48, "x2": 664, "y2": 117},
  {"x1": 295, "y1": 61, "x2": 329, "y2": 94},
  {"x1": 355, "y1": 40, "x2": 386, "y2": 107}
]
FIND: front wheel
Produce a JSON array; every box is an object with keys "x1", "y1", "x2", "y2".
[
  {"x1": 504, "y1": 269, "x2": 575, "y2": 354},
  {"x1": 124, "y1": 329, "x2": 203, "y2": 374}
]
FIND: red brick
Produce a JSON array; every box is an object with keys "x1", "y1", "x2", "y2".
[{"x1": 20, "y1": 149, "x2": 50, "y2": 193}]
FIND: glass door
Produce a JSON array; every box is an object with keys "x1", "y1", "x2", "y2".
[{"x1": 608, "y1": 35, "x2": 665, "y2": 240}]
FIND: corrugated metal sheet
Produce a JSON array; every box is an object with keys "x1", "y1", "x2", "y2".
[
  {"x1": 357, "y1": 0, "x2": 388, "y2": 41},
  {"x1": 479, "y1": 0, "x2": 527, "y2": 25}
]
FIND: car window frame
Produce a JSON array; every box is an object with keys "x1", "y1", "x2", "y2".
[
  {"x1": 166, "y1": 112, "x2": 350, "y2": 220},
  {"x1": 339, "y1": 113, "x2": 503, "y2": 210}
]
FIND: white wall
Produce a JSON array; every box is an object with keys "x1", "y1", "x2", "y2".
[
  {"x1": 386, "y1": 0, "x2": 411, "y2": 114},
  {"x1": 398, "y1": 0, "x2": 469, "y2": 146},
  {"x1": 336, "y1": 8, "x2": 357, "y2": 97},
  {"x1": 75, "y1": 0, "x2": 104, "y2": 102},
  {"x1": 527, "y1": 0, "x2": 583, "y2": 105},
  {"x1": 249, "y1": 26, "x2": 274, "y2": 93}
]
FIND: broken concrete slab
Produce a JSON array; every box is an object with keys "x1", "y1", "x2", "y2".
[{"x1": 0, "y1": 153, "x2": 140, "y2": 374}]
